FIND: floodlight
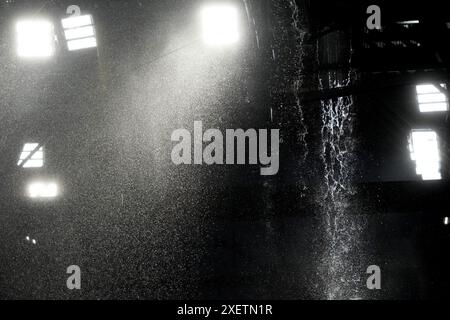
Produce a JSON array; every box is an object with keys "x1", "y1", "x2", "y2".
[
  {"x1": 61, "y1": 15, "x2": 97, "y2": 51},
  {"x1": 17, "y1": 143, "x2": 44, "y2": 168},
  {"x1": 27, "y1": 181, "x2": 59, "y2": 199},
  {"x1": 16, "y1": 19, "x2": 55, "y2": 58},
  {"x1": 416, "y1": 84, "x2": 449, "y2": 113},
  {"x1": 201, "y1": 4, "x2": 240, "y2": 46},
  {"x1": 408, "y1": 130, "x2": 442, "y2": 181}
]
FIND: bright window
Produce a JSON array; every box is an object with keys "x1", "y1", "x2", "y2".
[
  {"x1": 17, "y1": 143, "x2": 44, "y2": 168},
  {"x1": 61, "y1": 15, "x2": 97, "y2": 51},
  {"x1": 408, "y1": 130, "x2": 442, "y2": 181},
  {"x1": 416, "y1": 84, "x2": 449, "y2": 113}
]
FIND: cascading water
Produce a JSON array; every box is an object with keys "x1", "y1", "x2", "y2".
[
  {"x1": 288, "y1": 0, "x2": 309, "y2": 161},
  {"x1": 271, "y1": 0, "x2": 368, "y2": 299},
  {"x1": 318, "y1": 42, "x2": 367, "y2": 300},
  {"x1": 270, "y1": 0, "x2": 310, "y2": 162},
  {"x1": 319, "y1": 75, "x2": 354, "y2": 204}
]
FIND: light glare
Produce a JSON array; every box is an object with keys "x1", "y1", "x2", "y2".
[
  {"x1": 16, "y1": 19, "x2": 55, "y2": 58},
  {"x1": 27, "y1": 181, "x2": 59, "y2": 199},
  {"x1": 409, "y1": 130, "x2": 442, "y2": 181},
  {"x1": 398, "y1": 20, "x2": 420, "y2": 25},
  {"x1": 201, "y1": 4, "x2": 240, "y2": 46},
  {"x1": 416, "y1": 84, "x2": 449, "y2": 113}
]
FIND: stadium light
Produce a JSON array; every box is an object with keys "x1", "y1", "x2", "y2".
[
  {"x1": 408, "y1": 130, "x2": 442, "y2": 181},
  {"x1": 200, "y1": 4, "x2": 240, "y2": 46},
  {"x1": 61, "y1": 15, "x2": 97, "y2": 51},
  {"x1": 17, "y1": 143, "x2": 44, "y2": 168},
  {"x1": 416, "y1": 84, "x2": 449, "y2": 113},
  {"x1": 27, "y1": 181, "x2": 59, "y2": 199},
  {"x1": 16, "y1": 19, "x2": 55, "y2": 58}
]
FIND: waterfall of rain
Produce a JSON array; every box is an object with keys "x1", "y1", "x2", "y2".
[
  {"x1": 271, "y1": 0, "x2": 368, "y2": 299},
  {"x1": 317, "y1": 42, "x2": 367, "y2": 300},
  {"x1": 270, "y1": 0, "x2": 310, "y2": 162},
  {"x1": 288, "y1": 0, "x2": 309, "y2": 161}
]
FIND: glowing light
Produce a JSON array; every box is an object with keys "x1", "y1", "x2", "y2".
[
  {"x1": 61, "y1": 15, "x2": 97, "y2": 51},
  {"x1": 64, "y1": 26, "x2": 95, "y2": 40},
  {"x1": 408, "y1": 130, "x2": 442, "y2": 181},
  {"x1": 61, "y1": 15, "x2": 93, "y2": 29},
  {"x1": 445, "y1": 217, "x2": 449, "y2": 225},
  {"x1": 397, "y1": 20, "x2": 420, "y2": 25},
  {"x1": 25, "y1": 236, "x2": 37, "y2": 244},
  {"x1": 416, "y1": 84, "x2": 449, "y2": 113},
  {"x1": 16, "y1": 19, "x2": 55, "y2": 58},
  {"x1": 201, "y1": 4, "x2": 240, "y2": 46},
  {"x1": 17, "y1": 143, "x2": 44, "y2": 168},
  {"x1": 27, "y1": 181, "x2": 59, "y2": 199},
  {"x1": 67, "y1": 37, "x2": 97, "y2": 51}
]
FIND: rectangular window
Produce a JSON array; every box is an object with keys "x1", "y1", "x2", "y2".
[
  {"x1": 18, "y1": 143, "x2": 44, "y2": 168},
  {"x1": 61, "y1": 15, "x2": 97, "y2": 51},
  {"x1": 416, "y1": 84, "x2": 449, "y2": 113}
]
